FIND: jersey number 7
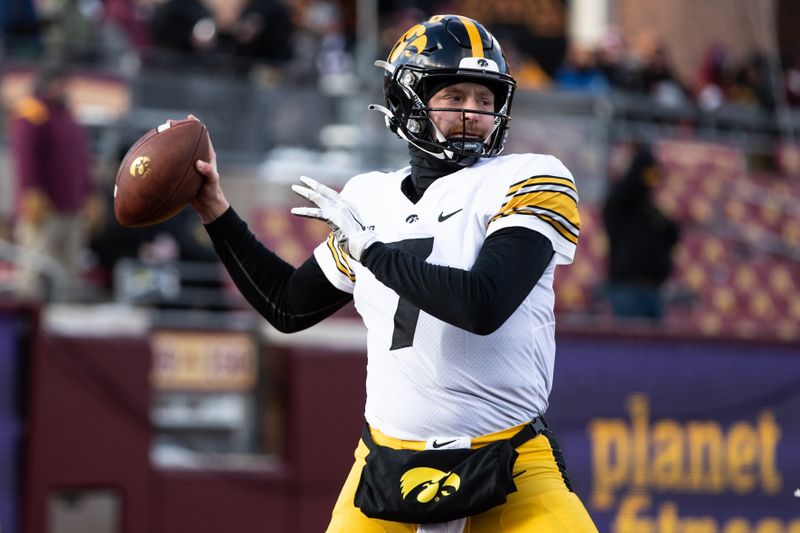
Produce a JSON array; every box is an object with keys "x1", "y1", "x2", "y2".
[{"x1": 388, "y1": 237, "x2": 434, "y2": 350}]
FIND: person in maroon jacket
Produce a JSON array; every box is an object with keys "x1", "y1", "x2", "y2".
[{"x1": 10, "y1": 65, "x2": 94, "y2": 301}]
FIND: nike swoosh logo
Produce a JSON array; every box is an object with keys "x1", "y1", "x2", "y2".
[
  {"x1": 437, "y1": 209, "x2": 463, "y2": 222},
  {"x1": 431, "y1": 439, "x2": 457, "y2": 449}
]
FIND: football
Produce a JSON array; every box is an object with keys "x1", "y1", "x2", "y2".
[{"x1": 114, "y1": 118, "x2": 210, "y2": 227}]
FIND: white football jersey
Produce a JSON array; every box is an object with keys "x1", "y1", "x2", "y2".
[{"x1": 313, "y1": 153, "x2": 580, "y2": 440}]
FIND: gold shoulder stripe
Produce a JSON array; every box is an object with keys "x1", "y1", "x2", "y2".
[
  {"x1": 456, "y1": 16, "x2": 484, "y2": 58},
  {"x1": 536, "y1": 213, "x2": 579, "y2": 245},
  {"x1": 490, "y1": 174, "x2": 581, "y2": 247},
  {"x1": 495, "y1": 190, "x2": 579, "y2": 226},
  {"x1": 14, "y1": 96, "x2": 48, "y2": 125},
  {"x1": 326, "y1": 233, "x2": 355, "y2": 282},
  {"x1": 491, "y1": 208, "x2": 579, "y2": 241},
  {"x1": 489, "y1": 210, "x2": 578, "y2": 245},
  {"x1": 339, "y1": 242, "x2": 354, "y2": 273},
  {"x1": 530, "y1": 205, "x2": 581, "y2": 233}
]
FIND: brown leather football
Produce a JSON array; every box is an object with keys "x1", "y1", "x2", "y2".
[{"x1": 114, "y1": 118, "x2": 210, "y2": 227}]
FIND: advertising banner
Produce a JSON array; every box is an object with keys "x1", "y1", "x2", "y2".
[
  {"x1": 547, "y1": 335, "x2": 800, "y2": 532},
  {"x1": 150, "y1": 329, "x2": 257, "y2": 391}
]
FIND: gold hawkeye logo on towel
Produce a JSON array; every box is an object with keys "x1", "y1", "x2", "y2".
[{"x1": 400, "y1": 468, "x2": 461, "y2": 503}]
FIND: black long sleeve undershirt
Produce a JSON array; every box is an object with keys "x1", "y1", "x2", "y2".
[
  {"x1": 205, "y1": 207, "x2": 352, "y2": 332},
  {"x1": 205, "y1": 207, "x2": 554, "y2": 335},
  {"x1": 360, "y1": 228, "x2": 554, "y2": 335}
]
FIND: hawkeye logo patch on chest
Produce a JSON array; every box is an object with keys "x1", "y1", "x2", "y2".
[
  {"x1": 400, "y1": 467, "x2": 461, "y2": 503},
  {"x1": 406, "y1": 214, "x2": 419, "y2": 223}
]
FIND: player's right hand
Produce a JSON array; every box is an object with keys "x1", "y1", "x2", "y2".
[{"x1": 186, "y1": 115, "x2": 230, "y2": 224}]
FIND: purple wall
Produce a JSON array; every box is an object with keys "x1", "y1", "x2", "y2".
[
  {"x1": 18, "y1": 317, "x2": 800, "y2": 532},
  {"x1": 0, "y1": 311, "x2": 22, "y2": 533}
]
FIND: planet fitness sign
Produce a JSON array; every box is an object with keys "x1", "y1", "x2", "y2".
[{"x1": 547, "y1": 334, "x2": 800, "y2": 531}]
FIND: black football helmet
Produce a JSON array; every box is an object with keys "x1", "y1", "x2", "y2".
[{"x1": 370, "y1": 15, "x2": 516, "y2": 165}]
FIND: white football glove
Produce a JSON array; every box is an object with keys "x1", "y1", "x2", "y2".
[{"x1": 291, "y1": 176, "x2": 378, "y2": 262}]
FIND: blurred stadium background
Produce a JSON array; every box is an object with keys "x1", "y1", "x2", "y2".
[{"x1": 1, "y1": 0, "x2": 799, "y2": 532}]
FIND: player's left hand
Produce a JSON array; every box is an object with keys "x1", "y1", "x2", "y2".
[{"x1": 291, "y1": 176, "x2": 377, "y2": 261}]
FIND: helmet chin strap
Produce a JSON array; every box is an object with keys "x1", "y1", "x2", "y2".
[
  {"x1": 431, "y1": 122, "x2": 450, "y2": 149},
  {"x1": 408, "y1": 131, "x2": 452, "y2": 160}
]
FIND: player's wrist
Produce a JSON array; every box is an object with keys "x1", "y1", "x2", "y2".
[
  {"x1": 348, "y1": 230, "x2": 378, "y2": 262},
  {"x1": 197, "y1": 196, "x2": 230, "y2": 224}
]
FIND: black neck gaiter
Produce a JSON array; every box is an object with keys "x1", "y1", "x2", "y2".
[{"x1": 403, "y1": 145, "x2": 465, "y2": 204}]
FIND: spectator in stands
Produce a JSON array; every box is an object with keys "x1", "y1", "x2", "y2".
[
  {"x1": 10, "y1": 64, "x2": 95, "y2": 301},
  {"x1": 729, "y1": 52, "x2": 776, "y2": 110},
  {"x1": 150, "y1": 0, "x2": 209, "y2": 54},
  {"x1": 597, "y1": 27, "x2": 639, "y2": 92},
  {"x1": 694, "y1": 43, "x2": 734, "y2": 112},
  {"x1": 151, "y1": 0, "x2": 294, "y2": 71},
  {"x1": 783, "y1": 51, "x2": 800, "y2": 107},
  {"x1": 602, "y1": 144, "x2": 680, "y2": 321},
  {"x1": 635, "y1": 34, "x2": 689, "y2": 107},
  {"x1": 554, "y1": 42, "x2": 609, "y2": 93},
  {"x1": 40, "y1": 0, "x2": 101, "y2": 63},
  {"x1": 102, "y1": 0, "x2": 155, "y2": 51},
  {"x1": 25, "y1": 0, "x2": 132, "y2": 70},
  {"x1": 0, "y1": 0, "x2": 42, "y2": 57},
  {"x1": 294, "y1": 0, "x2": 354, "y2": 86}
]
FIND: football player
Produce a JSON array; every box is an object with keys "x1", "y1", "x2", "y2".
[{"x1": 191, "y1": 14, "x2": 597, "y2": 533}]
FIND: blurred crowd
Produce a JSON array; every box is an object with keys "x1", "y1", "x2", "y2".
[
  {"x1": 2, "y1": 0, "x2": 799, "y2": 111},
  {"x1": 1, "y1": 0, "x2": 348, "y2": 80},
  {"x1": 1, "y1": 0, "x2": 799, "y2": 315},
  {"x1": 553, "y1": 29, "x2": 796, "y2": 113}
]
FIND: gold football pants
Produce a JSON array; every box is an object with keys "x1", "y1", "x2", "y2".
[{"x1": 326, "y1": 422, "x2": 598, "y2": 532}]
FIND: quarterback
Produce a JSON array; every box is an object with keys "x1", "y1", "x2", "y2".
[{"x1": 191, "y1": 14, "x2": 597, "y2": 533}]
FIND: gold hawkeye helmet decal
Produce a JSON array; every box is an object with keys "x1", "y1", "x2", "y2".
[
  {"x1": 389, "y1": 24, "x2": 427, "y2": 62},
  {"x1": 130, "y1": 156, "x2": 151, "y2": 178},
  {"x1": 400, "y1": 467, "x2": 461, "y2": 503}
]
